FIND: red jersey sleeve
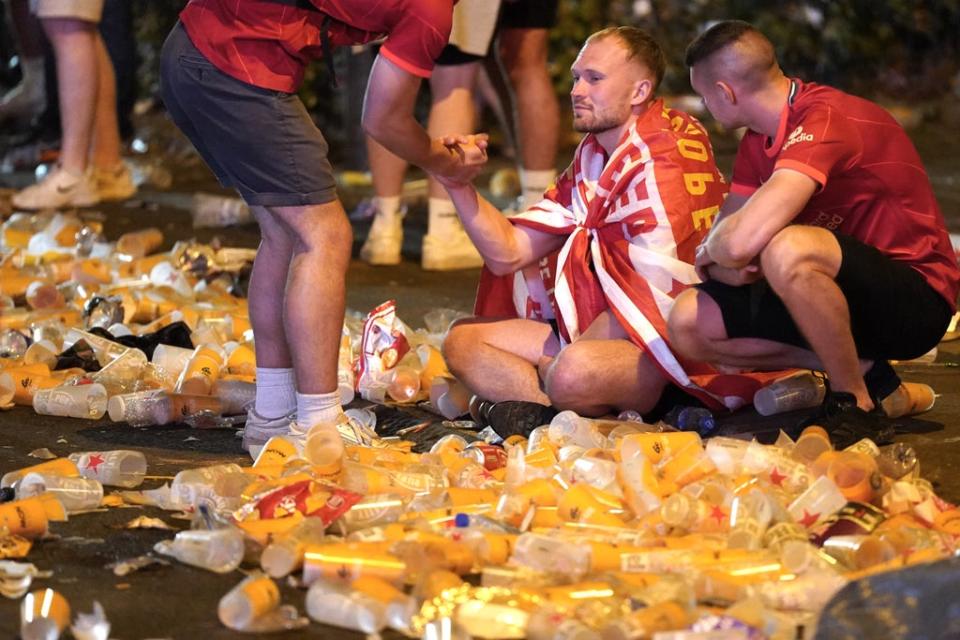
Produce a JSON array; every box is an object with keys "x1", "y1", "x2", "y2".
[
  {"x1": 775, "y1": 105, "x2": 860, "y2": 188},
  {"x1": 730, "y1": 133, "x2": 766, "y2": 197},
  {"x1": 380, "y1": 0, "x2": 452, "y2": 78}
]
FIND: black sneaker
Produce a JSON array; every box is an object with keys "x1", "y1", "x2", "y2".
[
  {"x1": 799, "y1": 391, "x2": 896, "y2": 450},
  {"x1": 473, "y1": 399, "x2": 557, "y2": 439}
]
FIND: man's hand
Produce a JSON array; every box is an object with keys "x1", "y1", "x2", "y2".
[
  {"x1": 430, "y1": 134, "x2": 489, "y2": 188},
  {"x1": 694, "y1": 242, "x2": 716, "y2": 281},
  {"x1": 705, "y1": 263, "x2": 763, "y2": 286}
]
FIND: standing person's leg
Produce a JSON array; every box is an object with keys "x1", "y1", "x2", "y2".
[
  {"x1": 0, "y1": 0, "x2": 45, "y2": 124},
  {"x1": 89, "y1": 30, "x2": 134, "y2": 200},
  {"x1": 498, "y1": 0, "x2": 560, "y2": 210},
  {"x1": 421, "y1": 59, "x2": 485, "y2": 270},
  {"x1": 359, "y1": 136, "x2": 408, "y2": 265}
]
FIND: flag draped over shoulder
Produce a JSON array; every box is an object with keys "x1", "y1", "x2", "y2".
[{"x1": 476, "y1": 100, "x2": 780, "y2": 411}]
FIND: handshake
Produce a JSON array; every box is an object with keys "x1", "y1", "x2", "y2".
[{"x1": 431, "y1": 133, "x2": 490, "y2": 189}]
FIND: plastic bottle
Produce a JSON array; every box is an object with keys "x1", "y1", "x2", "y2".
[
  {"x1": 32, "y1": 383, "x2": 108, "y2": 419},
  {"x1": 336, "y1": 494, "x2": 407, "y2": 534},
  {"x1": 511, "y1": 533, "x2": 591, "y2": 578},
  {"x1": 304, "y1": 580, "x2": 387, "y2": 634},
  {"x1": 663, "y1": 406, "x2": 717, "y2": 436},
  {"x1": 753, "y1": 371, "x2": 827, "y2": 416},
  {"x1": 154, "y1": 527, "x2": 245, "y2": 573},
  {"x1": 107, "y1": 390, "x2": 222, "y2": 427},
  {"x1": 68, "y1": 450, "x2": 147, "y2": 488},
  {"x1": 214, "y1": 379, "x2": 256, "y2": 415},
  {"x1": 192, "y1": 193, "x2": 254, "y2": 228}
]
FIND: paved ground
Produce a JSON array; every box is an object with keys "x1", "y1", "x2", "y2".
[{"x1": 0, "y1": 116, "x2": 958, "y2": 638}]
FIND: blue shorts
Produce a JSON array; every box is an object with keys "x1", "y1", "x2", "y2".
[{"x1": 159, "y1": 21, "x2": 338, "y2": 207}]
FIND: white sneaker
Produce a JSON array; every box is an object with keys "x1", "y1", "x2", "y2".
[
  {"x1": 94, "y1": 162, "x2": 137, "y2": 201},
  {"x1": 360, "y1": 210, "x2": 404, "y2": 265},
  {"x1": 12, "y1": 165, "x2": 100, "y2": 210},
  {"x1": 288, "y1": 409, "x2": 378, "y2": 449},
  {"x1": 422, "y1": 227, "x2": 484, "y2": 271},
  {"x1": 241, "y1": 408, "x2": 295, "y2": 453}
]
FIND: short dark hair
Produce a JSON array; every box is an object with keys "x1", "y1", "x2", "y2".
[
  {"x1": 685, "y1": 20, "x2": 756, "y2": 67},
  {"x1": 588, "y1": 26, "x2": 666, "y2": 91}
]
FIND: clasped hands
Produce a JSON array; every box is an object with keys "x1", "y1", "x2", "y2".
[{"x1": 431, "y1": 133, "x2": 489, "y2": 189}]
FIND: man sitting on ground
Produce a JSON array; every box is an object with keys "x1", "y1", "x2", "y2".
[
  {"x1": 437, "y1": 27, "x2": 749, "y2": 435},
  {"x1": 667, "y1": 21, "x2": 959, "y2": 437}
]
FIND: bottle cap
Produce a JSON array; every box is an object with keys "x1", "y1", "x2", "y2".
[{"x1": 454, "y1": 513, "x2": 470, "y2": 528}]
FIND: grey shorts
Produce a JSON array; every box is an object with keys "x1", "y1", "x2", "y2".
[{"x1": 159, "y1": 21, "x2": 337, "y2": 207}]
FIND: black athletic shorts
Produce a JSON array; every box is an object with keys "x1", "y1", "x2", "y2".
[
  {"x1": 696, "y1": 233, "x2": 953, "y2": 361},
  {"x1": 159, "y1": 22, "x2": 337, "y2": 207},
  {"x1": 436, "y1": 44, "x2": 485, "y2": 66},
  {"x1": 500, "y1": 0, "x2": 559, "y2": 29}
]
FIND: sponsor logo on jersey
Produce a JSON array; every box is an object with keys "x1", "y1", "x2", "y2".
[{"x1": 782, "y1": 125, "x2": 815, "y2": 151}]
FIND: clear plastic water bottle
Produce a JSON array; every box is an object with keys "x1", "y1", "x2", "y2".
[{"x1": 664, "y1": 406, "x2": 717, "y2": 436}]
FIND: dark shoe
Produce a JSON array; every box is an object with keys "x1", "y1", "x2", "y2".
[
  {"x1": 864, "y1": 360, "x2": 902, "y2": 410},
  {"x1": 799, "y1": 391, "x2": 896, "y2": 450},
  {"x1": 471, "y1": 398, "x2": 557, "y2": 439}
]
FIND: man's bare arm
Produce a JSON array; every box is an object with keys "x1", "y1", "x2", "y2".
[
  {"x1": 442, "y1": 182, "x2": 566, "y2": 275},
  {"x1": 704, "y1": 169, "x2": 818, "y2": 268},
  {"x1": 362, "y1": 55, "x2": 486, "y2": 181}
]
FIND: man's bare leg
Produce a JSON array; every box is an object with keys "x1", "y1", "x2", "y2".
[
  {"x1": 268, "y1": 200, "x2": 353, "y2": 394},
  {"x1": 499, "y1": 27, "x2": 560, "y2": 206},
  {"x1": 760, "y1": 226, "x2": 873, "y2": 409},
  {"x1": 248, "y1": 206, "x2": 294, "y2": 370},
  {"x1": 42, "y1": 17, "x2": 97, "y2": 175},
  {"x1": 543, "y1": 310, "x2": 669, "y2": 416},
  {"x1": 443, "y1": 317, "x2": 560, "y2": 404},
  {"x1": 89, "y1": 33, "x2": 122, "y2": 170}
]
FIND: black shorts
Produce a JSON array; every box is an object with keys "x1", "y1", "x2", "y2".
[
  {"x1": 500, "y1": 0, "x2": 559, "y2": 29},
  {"x1": 159, "y1": 22, "x2": 337, "y2": 207},
  {"x1": 436, "y1": 44, "x2": 485, "y2": 66},
  {"x1": 696, "y1": 234, "x2": 953, "y2": 361}
]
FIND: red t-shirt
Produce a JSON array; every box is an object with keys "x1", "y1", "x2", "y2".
[
  {"x1": 731, "y1": 80, "x2": 959, "y2": 310},
  {"x1": 179, "y1": 0, "x2": 453, "y2": 93}
]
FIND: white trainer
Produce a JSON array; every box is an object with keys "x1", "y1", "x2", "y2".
[
  {"x1": 421, "y1": 226, "x2": 484, "y2": 271},
  {"x1": 94, "y1": 162, "x2": 137, "y2": 201},
  {"x1": 241, "y1": 408, "x2": 295, "y2": 453},
  {"x1": 12, "y1": 165, "x2": 100, "y2": 210},
  {"x1": 359, "y1": 210, "x2": 404, "y2": 265}
]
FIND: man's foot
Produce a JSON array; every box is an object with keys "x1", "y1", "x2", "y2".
[
  {"x1": 864, "y1": 359, "x2": 902, "y2": 408},
  {"x1": 360, "y1": 209, "x2": 405, "y2": 266},
  {"x1": 288, "y1": 410, "x2": 378, "y2": 448},
  {"x1": 471, "y1": 398, "x2": 557, "y2": 439},
  {"x1": 421, "y1": 228, "x2": 484, "y2": 271},
  {"x1": 94, "y1": 162, "x2": 137, "y2": 202},
  {"x1": 241, "y1": 408, "x2": 295, "y2": 453},
  {"x1": 799, "y1": 391, "x2": 896, "y2": 450},
  {"x1": 12, "y1": 165, "x2": 99, "y2": 210}
]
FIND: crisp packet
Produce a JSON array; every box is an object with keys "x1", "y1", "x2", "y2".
[
  {"x1": 234, "y1": 479, "x2": 362, "y2": 524},
  {"x1": 357, "y1": 300, "x2": 411, "y2": 402}
]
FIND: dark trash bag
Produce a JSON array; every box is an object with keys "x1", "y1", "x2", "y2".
[{"x1": 814, "y1": 557, "x2": 960, "y2": 640}]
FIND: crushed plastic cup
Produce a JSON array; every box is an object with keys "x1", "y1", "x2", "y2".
[
  {"x1": 17, "y1": 473, "x2": 104, "y2": 512},
  {"x1": 32, "y1": 383, "x2": 108, "y2": 420},
  {"x1": 21, "y1": 588, "x2": 70, "y2": 640},
  {"x1": 154, "y1": 527, "x2": 245, "y2": 573},
  {"x1": 305, "y1": 579, "x2": 387, "y2": 634},
  {"x1": 68, "y1": 450, "x2": 147, "y2": 488}
]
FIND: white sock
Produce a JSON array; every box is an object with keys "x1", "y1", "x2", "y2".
[
  {"x1": 254, "y1": 367, "x2": 296, "y2": 419},
  {"x1": 519, "y1": 168, "x2": 557, "y2": 210},
  {"x1": 373, "y1": 196, "x2": 402, "y2": 224},
  {"x1": 427, "y1": 197, "x2": 461, "y2": 239},
  {"x1": 296, "y1": 389, "x2": 343, "y2": 428}
]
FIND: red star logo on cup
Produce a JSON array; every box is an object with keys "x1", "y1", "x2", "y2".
[
  {"x1": 710, "y1": 505, "x2": 726, "y2": 525},
  {"x1": 86, "y1": 454, "x2": 105, "y2": 473},
  {"x1": 798, "y1": 509, "x2": 820, "y2": 528},
  {"x1": 769, "y1": 468, "x2": 787, "y2": 486}
]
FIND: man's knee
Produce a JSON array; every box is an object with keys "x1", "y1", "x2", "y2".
[
  {"x1": 760, "y1": 226, "x2": 839, "y2": 293},
  {"x1": 543, "y1": 343, "x2": 589, "y2": 408},
  {"x1": 668, "y1": 289, "x2": 711, "y2": 360},
  {"x1": 442, "y1": 319, "x2": 480, "y2": 377}
]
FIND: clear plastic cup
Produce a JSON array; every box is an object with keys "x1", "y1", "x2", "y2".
[
  {"x1": 304, "y1": 580, "x2": 387, "y2": 634},
  {"x1": 154, "y1": 528, "x2": 245, "y2": 573},
  {"x1": 218, "y1": 572, "x2": 280, "y2": 630},
  {"x1": 20, "y1": 589, "x2": 70, "y2": 640},
  {"x1": 17, "y1": 473, "x2": 104, "y2": 512},
  {"x1": 69, "y1": 450, "x2": 147, "y2": 488},
  {"x1": 32, "y1": 383, "x2": 108, "y2": 419}
]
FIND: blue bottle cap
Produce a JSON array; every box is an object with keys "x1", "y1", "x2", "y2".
[{"x1": 454, "y1": 512, "x2": 471, "y2": 528}]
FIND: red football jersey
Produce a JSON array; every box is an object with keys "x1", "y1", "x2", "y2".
[
  {"x1": 731, "y1": 80, "x2": 959, "y2": 310},
  {"x1": 180, "y1": 0, "x2": 453, "y2": 93}
]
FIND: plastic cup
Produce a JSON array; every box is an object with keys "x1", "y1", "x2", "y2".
[
  {"x1": 154, "y1": 528, "x2": 245, "y2": 573},
  {"x1": 176, "y1": 344, "x2": 225, "y2": 395},
  {"x1": 304, "y1": 421, "x2": 346, "y2": 475},
  {"x1": 1, "y1": 457, "x2": 80, "y2": 489},
  {"x1": 305, "y1": 580, "x2": 387, "y2": 634},
  {"x1": 18, "y1": 472, "x2": 104, "y2": 512},
  {"x1": 218, "y1": 573, "x2": 280, "y2": 630},
  {"x1": 788, "y1": 475, "x2": 847, "y2": 527},
  {"x1": 32, "y1": 383, "x2": 108, "y2": 419},
  {"x1": 792, "y1": 425, "x2": 833, "y2": 464},
  {"x1": 69, "y1": 450, "x2": 147, "y2": 488},
  {"x1": 23, "y1": 339, "x2": 58, "y2": 368},
  {"x1": 152, "y1": 343, "x2": 194, "y2": 378},
  {"x1": 21, "y1": 589, "x2": 70, "y2": 640},
  {"x1": 827, "y1": 452, "x2": 881, "y2": 503}
]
